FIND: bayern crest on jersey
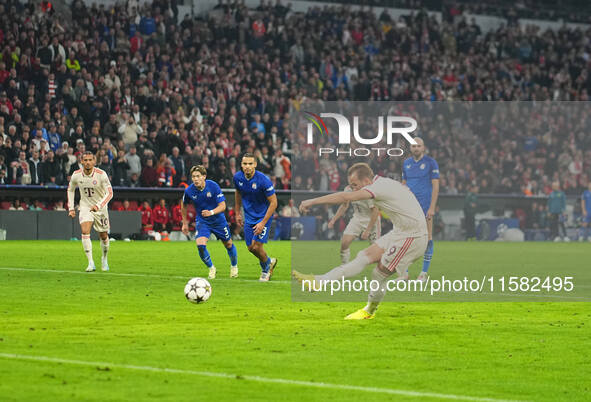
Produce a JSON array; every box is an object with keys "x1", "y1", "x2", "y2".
[{"x1": 93, "y1": 180, "x2": 97, "y2": 185}]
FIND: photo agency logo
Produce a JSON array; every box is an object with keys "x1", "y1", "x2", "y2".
[{"x1": 304, "y1": 111, "x2": 418, "y2": 157}]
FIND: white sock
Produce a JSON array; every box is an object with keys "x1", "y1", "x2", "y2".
[
  {"x1": 317, "y1": 252, "x2": 371, "y2": 281},
  {"x1": 101, "y1": 237, "x2": 109, "y2": 262},
  {"x1": 81, "y1": 235, "x2": 94, "y2": 265},
  {"x1": 365, "y1": 267, "x2": 391, "y2": 314},
  {"x1": 340, "y1": 248, "x2": 351, "y2": 264}
]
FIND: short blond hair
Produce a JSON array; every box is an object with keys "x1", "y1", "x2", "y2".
[{"x1": 347, "y1": 163, "x2": 374, "y2": 180}]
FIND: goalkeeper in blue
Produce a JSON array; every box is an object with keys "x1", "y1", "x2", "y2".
[
  {"x1": 181, "y1": 165, "x2": 238, "y2": 279},
  {"x1": 234, "y1": 153, "x2": 278, "y2": 282},
  {"x1": 402, "y1": 137, "x2": 440, "y2": 282}
]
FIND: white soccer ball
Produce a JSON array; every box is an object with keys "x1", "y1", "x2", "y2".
[{"x1": 184, "y1": 277, "x2": 212, "y2": 304}]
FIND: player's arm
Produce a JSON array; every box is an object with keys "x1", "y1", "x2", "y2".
[
  {"x1": 234, "y1": 190, "x2": 243, "y2": 227},
  {"x1": 361, "y1": 206, "x2": 380, "y2": 240},
  {"x1": 202, "y1": 201, "x2": 226, "y2": 217},
  {"x1": 328, "y1": 202, "x2": 350, "y2": 229},
  {"x1": 583, "y1": 196, "x2": 587, "y2": 216},
  {"x1": 67, "y1": 175, "x2": 77, "y2": 218},
  {"x1": 427, "y1": 178, "x2": 440, "y2": 220},
  {"x1": 181, "y1": 197, "x2": 189, "y2": 235},
  {"x1": 253, "y1": 194, "x2": 277, "y2": 236},
  {"x1": 94, "y1": 176, "x2": 113, "y2": 212},
  {"x1": 300, "y1": 189, "x2": 372, "y2": 214}
]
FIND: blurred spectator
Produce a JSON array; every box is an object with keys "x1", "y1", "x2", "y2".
[{"x1": 153, "y1": 198, "x2": 171, "y2": 232}]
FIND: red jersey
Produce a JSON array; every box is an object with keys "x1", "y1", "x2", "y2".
[{"x1": 153, "y1": 205, "x2": 170, "y2": 225}]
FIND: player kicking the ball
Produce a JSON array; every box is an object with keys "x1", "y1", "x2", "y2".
[
  {"x1": 328, "y1": 185, "x2": 381, "y2": 264},
  {"x1": 294, "y1": 163, "x2": 428, "y2": 320},
  {"x1": 234, "y1": 153, "x2": 278, "y2": 282},
  {"x1": 181, "y1": 165, "x2": 238, "y2": 279},
  {"x1": 67, "y1": 151, "x2": 113, "y2": 272}
]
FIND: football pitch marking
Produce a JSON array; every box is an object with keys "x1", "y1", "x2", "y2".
[
  {"x1": 0, "y1": 267, "x2": 291, "y2": 284},
  {"x1": 0, "y1": 352, "x2": 522, "y2": 402}
]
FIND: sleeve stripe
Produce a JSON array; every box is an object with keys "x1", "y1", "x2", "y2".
[{"x1": 364, "y1": 188, "x2": 375, "y2": 199}]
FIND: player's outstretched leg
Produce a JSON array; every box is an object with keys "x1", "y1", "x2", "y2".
[
  {"x1": 99, "y1": 232, "x2": 110, "y2": 271},
  {"x1": 223, "y1": 240, "x2": 239, "y2": 278}
]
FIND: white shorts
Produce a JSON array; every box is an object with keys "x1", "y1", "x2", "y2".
[
  {"x1": 79, "y1": 207, "x2": 110, "y2": 233},
  {"x1": 375, "y1": 231, "x2": 428, "y2": 274},
  {"x1": 343, "y1": 216, "x2": 381, "y2": 241}
]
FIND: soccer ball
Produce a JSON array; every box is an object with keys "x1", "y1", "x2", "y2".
[{"x1": 184, "y1": 277, "x2": 212, "y2": 304}]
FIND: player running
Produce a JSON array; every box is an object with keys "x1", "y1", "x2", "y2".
[
  {"x1": 234, "y1": 153, "x2": 278, "y2": 282},
  {"x1": 581, "y1": 182, "x2": 591, "y2": 241},
  {"x1": 402, "y1": 137, "x2": 439, "y2": 282},
  {"x1": 181, "y1": 165, "x2": 238, "y2": 279},
  {"x1": 328, "y1": 185, "x2": 381, "y2": 264},
  {"x1": 294, "y1": 163, "x2": 428, "y2": 320},
  {"x1": 67, "y1": 151, "x2": 113, "y2": 272}
]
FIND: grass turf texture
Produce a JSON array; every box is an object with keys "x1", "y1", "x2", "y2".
[{"x1": 0, "y1": 240, "x2": 589, "y2": 401}]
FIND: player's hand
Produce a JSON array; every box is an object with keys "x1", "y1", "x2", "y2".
[
  {"x1": 68, "y1": 210, "x2": 76, "y2": 218},
  {"x1": 91, "y1": 205, "x2": 99, "y2": 212},
  {"x1": 360, "y1": 230, "x2": 369, "y2": 240},
  {"x1": 327, "y1": 218, "x2": 335, "y2": 229},
  {"x1": 181, "y1": 222, "x2": 189, "y2": 235},
  {"x1": 253, "y1": 221, "x2": 265, "y2": 236},
  {"x1": 201, "y1": 210, "x2": 212, "y2": 217},
  {"x1": 236, "y1": 214, "x2": 243, "y2": 227},
  {"x1": 299, "y1": 200, "x2": 313, "y2": 214},
  {"x1": 426, "y1": 207, "x2": 435, "y2": 220}
]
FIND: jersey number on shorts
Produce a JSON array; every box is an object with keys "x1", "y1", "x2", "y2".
[
  {"x1": 84, "y1": 187, "x2": 95, "y2": 198},
  {"x1": 224, "y1": 227, "x2": 230, "y2": 238},
  {"x1": 258, "y1": 226, "x2": 267, "y2": 238}
]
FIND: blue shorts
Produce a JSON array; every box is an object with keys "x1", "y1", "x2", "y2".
[
  {"x1": 416, "y1": 197, "x2": 431, "y2": 215},
  {"x1": 244, "y1": 218, "x2": 272, "y2": 246},
  {"x1": 195, "y1": 221, "x2": 231, "y2": 241}
]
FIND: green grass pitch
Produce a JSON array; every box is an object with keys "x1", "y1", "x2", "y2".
[{"x1": 0, "y1": 240, "x2": 590, "y2": 401}]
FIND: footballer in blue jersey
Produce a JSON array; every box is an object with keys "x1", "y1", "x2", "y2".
[
  {"x1": 581, "y1": 183, "x2": 591, "y2": 241},
  {"x1": 401, "y1": 138, "x2": 440, "y2": 281},
  {"x1": 181, "y1": 165, "x2": 238, "y2": 279},
  {"x1": 234, "y1": 153, "x2": 278, "y2": 282}
]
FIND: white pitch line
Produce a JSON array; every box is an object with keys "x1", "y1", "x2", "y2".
[
  {"x1": 0, "y1": 267, "x2": 291, "y2": 284},
  {"x1": 0, "y1": 352, "x2": 522, "y2": 402}
]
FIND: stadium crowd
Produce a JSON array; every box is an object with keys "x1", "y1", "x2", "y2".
[{"x1": 0, "y1": 0, "x2": 590, "y2": 202}]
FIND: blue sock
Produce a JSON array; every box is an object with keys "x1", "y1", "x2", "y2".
[
  {"x1": 197, "y1": 245, "x2": 213, "y2": 268},
  {"x1": 260, "y1": 257, "x2": 271, "y2": 273},
  {"x1": 226, "y1": 244, "x2": 238, "y2": 266},
  {"x1": 422, "y1": 240, "x2": 433, "y2": 273}
]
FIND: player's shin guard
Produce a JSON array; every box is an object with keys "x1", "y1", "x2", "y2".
[
  {"x1": 197, "y1": 245, "x2": 213, "y2": 268},
  {"x1": 81, "y1": 234, "x2": 93, "y2": 264},
  {"x1": 100, "y1": 237, "x2": 109, "y2": 259},
  {"x1": 317, "y1": 251, "x2": 371, "y2": 282},
  {"x1": 365, "y1": 267, "x2": 390, "y2": 314},
  {"x1": 340, "y1": 248, "x2": 351, "y2": 264},
  {"x1": 226, "y1": 243, "x2": 238, "y2": 266},
  {"x1": 422, "y1": 240, "x2": 433, "y2": 273}
]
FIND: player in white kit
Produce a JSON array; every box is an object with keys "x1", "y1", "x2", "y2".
[
  {"x1": 328, "y1": 185, "x2": 381, "y2": 264},
  {"x1": 67, "y1": 151, "x2": 114, "y2": 272},
  {"x1": 295, "y1": 163, "x2": 428, "y2": 320}
]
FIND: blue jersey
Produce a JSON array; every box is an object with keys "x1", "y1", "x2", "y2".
[
  {"x1": 583, "y1": 190, "x2": 591, "y2": 214},
  {"x1": 402, "y1": 155, "x2": 440, "y2": 203},
  {"x1": 234, "y1": 170, "x2": 275, "y2": 224},
  {"x1": 182, "y1": 180, "x2": 228, "y2": 227}
]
